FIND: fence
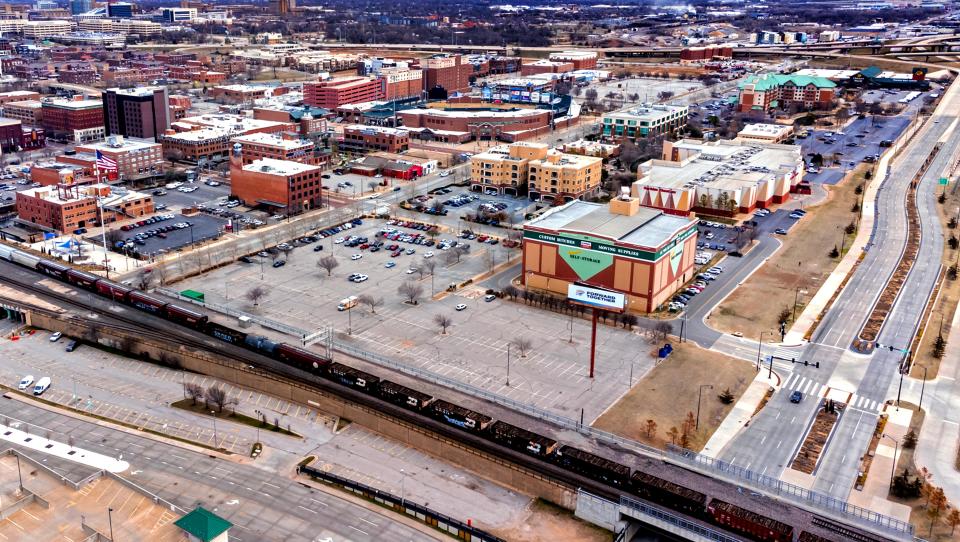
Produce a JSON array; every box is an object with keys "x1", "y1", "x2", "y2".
[
  {"x1": 299, "y1": 464, "x2": 505, "y2": 542},
  {"x1": 163, "y1": 286, "x2": 913, "y2": 538}
]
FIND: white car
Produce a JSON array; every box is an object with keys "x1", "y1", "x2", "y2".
[
  {"x1": 439, "y1": 170, "x2": 451, "y2": 177},
  {"x1": 352, "y1": 274, "x2": 369, "y2": 282},
  {"x1": 455, "y1": 304, "x2": 467, "y2": 311},
  {"x1": 17, "y1": 375, "x2": 34, "y2": 391},
  {"x1": 334, "y1": 237, "x2": 345, "y2": 244},
  {"x1": 351, "y1": 254, "x2": 362, "y2": 260},
  {"x1": 49, "y1": 331, "x2": 63, "y2": 342},
  {"x1": 424, "y1": 251, "x2": 434, "y2": 258},
  {"x1": 406, "y1": 268, "x2": 417, "y2": 274}
]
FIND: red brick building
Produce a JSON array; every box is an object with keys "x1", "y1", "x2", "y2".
[
  {"x1": 304, "y1": 77, "x2": 383, "y2": 109},
  {"x1": 679, "y1": 46, "x2": 734, "y2": 64},
  {"x1": 397, "y1": 107, "x2": 563, "y2": 143},
  {"x1": 422, "y1": 54, "x2": 472, "y2": 94},
  {"x1": 521, "y1": 60, "x2": 574, "y2": 76},
  {"x1": 339, "y1": 125, "x2": 409, "y2": 154},
  {"x1": 0, "y1": 118, "x2": 45, "y2": 152},
  {"x1": 380, "y1": 68, "x2": 423, "y2": 100},
  {"x1": 230, "y1": 151, "x2": 324, "y2": 213},
  {"x1": 41, "y1": 98, "x2": 105, "y2": 142},
  {"x1": 232, "y1": 132, "x2": 328, "y2": 167},
  {"x1": 548, "y1": 51, "x2": 598, "y2": 70},
  {"x1": 16, "y1": 184, "x2": 154, "y2": 233},
  {"x1": 0, "y1": 91, "x2": 40, "y2": 107}
]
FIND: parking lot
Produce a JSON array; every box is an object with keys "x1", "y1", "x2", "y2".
[
  {"x1": 103, "y1": 212, "x2": 227, "y2": 257},
  {"x1": 799, "y1": 115, "x2": 912, "y2": 185},
  {"x1": 150, "y1": 179, "x2": 232, "y2": 212}
]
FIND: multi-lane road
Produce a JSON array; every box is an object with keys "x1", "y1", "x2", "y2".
[{"x1": 715, "y1": 81, "x2": 959, "y2": 498}]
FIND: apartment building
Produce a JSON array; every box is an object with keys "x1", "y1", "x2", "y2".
[
  {"x1": 527, "y1": 150, "x2": 602, "y2": 203},
  {"x1": 470, "y1": 142, "x2": 548, "y2": 196},
  {"x1": 601, "y1": 104, "x2": 689, "y2": 140},
  {"x1": 422, "y1": 54, "x2": 472, "y2": 94},
  {"x1": 339, "y1": 125, "x2": 409, "y2": 154},
  {"x1": 231, "y1": 132, "x2": 327, "y2": 167},
  {"x1": 548, "y1": 51, "x2": 598, "y2": 70},
  {"x1": 0, "y1": 100, "x2": 43, "y2": 125},
  {"x1": 230, "y1": 154, "x2": 324, "y2": 214},
  {"x1": 737, "y1": 73, "x2": 836, "y2": 112},
  {"x1": 41, "y1": 97, "x2": 105, "y2": 142},
  {"x1": 76, "y1": 136, "x2": 164, "y2": 180}
]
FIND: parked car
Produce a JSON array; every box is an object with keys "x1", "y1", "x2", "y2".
[
  {"x1": 17, "y1": 375, "x2": 34, "y2": 391},
  {"x1": 272, "y1": 260, "x2": 286, "y2": 268},
  {"x1": 49, "y1": 331, "x2": 63, "y2": 342},
  {"x1": 455, "y1": 304, "x2": 467, "y2": 311}
]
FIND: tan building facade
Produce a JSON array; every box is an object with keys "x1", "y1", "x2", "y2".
[
  {"x1": 528, "y1": 151, "x2": 602, "y2": 204},
  {"x1": 470, "y1": 142, "x2": 548, "y2": 196}
]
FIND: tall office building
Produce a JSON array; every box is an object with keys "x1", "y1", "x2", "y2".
[
  {"x1": 103, "y1": 87, "x2": 170, "y2": 142},
  {"x1": 107, "y1": 2, "x2": 133, "y2": 18},
  {"x1": 69, "y1": 0, "x2": 92, "y2": 15}
]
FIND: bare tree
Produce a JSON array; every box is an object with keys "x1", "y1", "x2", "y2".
[
  {"x1": 655, "y1": 321, "x2": 673, "y2": 340},
  {"x1": 367, "y1": 180, "x2": 380, "y2": 194},
  {"x1": 442, "y1": 251, "x2": 459, "y2": 267},
  {"x1": 513, "y1": 336, "x2": 533, "y2": 358},
  {"x1": 134, "y1": 269, "x2": 155, "y2": 290},
  {"x1": 205, "y1": 386, "x2": 228, "y2": 412},
  {"x1": 434, "y1": 313, "x2": 452, "y2": 334},
  {"x1": 246, "y1": 285, "x2": 268, "y2": 306},
  {"x1": 185, "y1": 383, "x2": 204, "y2": 406},
  {"x1": 317, "y1": 255, "x2": 339, "y2": 276},
  {"x1": 421, "y1": 259, "x2": 436, "y2": 276},
  {"x1": 398, "y1": 281, "x2": 424, "y2": 304},
  {"x1": 358, "y1": 294, "x2": 384, "y2": 314}
]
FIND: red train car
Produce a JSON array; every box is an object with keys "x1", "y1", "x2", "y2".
[
  {"x1": 96, "y1": 280, "x2": 132, "y2": 303},
  {"x1": 275, "y1": 343, "x2": 330, "y2": 373},
  {"x1": 65, "y1": 269, "x2": 100, "y2": 290},
  {"x1": 164, "y1": 304, "x2": 208, "y2": 328},
  {"x1": 707, "y1": 499, "x2": 793, "y2": 542},
  {"x1": 128, "y1": 290, "x2": 169, "y2": 315}
]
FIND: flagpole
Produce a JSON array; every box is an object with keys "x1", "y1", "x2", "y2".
[{"x1": 95, "y1": 161, "x2": 110, "y2": 279}]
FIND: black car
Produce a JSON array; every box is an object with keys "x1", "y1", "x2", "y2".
[
  {"x1": 65, "y1": 340, "x2": 79, "y2": 352},
  {"x1": 272, "y1": 260, "x2": 286, "y2": 268},
  {"x1": 313, "y1": 245, "x2": 324, "y2": 252},
  {"x1": 239, "y1": 256, "x2": 254, "y2": 263}
]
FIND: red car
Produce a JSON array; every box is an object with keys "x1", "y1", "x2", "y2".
[
  {"x1": 391, "y1": 250, "x2": 402, "y2": 257},
  {"x1": 360, "y1": 243, "x2": 370, "y2": 249}
]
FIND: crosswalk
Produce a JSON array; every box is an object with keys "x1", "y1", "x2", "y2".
[{"x1": 779, "y1": 373, "x2": 884, "y2": 412}]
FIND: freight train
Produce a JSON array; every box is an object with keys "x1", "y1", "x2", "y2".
[{"x1": 0, "y1": 244, "x2": 876, "y2": 542}]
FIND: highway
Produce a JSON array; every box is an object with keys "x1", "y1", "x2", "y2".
[{"x1": 714, "y1": 81, "x2": 960, "y2": 498}]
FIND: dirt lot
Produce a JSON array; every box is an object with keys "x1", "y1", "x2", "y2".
[
  {"x1": 491, "y1": 499, "x2": 609, "y2": 542},
  {"x1": 911, "y1": 183, "x2": 960, "y2": 380},
  {"x1": 711, "y1": 165, "x2": 868, "y2": 337},
  {"x1": 591, "y1": 343, "x2": 755, "y2": 451}
]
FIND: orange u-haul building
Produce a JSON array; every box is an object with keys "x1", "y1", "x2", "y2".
[{"x1": 522, "y1": 196, "x2": 698, "y2": 313}]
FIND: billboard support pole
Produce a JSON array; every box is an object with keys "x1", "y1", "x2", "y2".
[{"x1": 589, "y1": 308, "x2": 598, "y2": 378}]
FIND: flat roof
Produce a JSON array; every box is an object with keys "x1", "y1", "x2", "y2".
[
  {"x1": 162, "y1": 128, "x2": 231, "y2": 142},
  {"x1": 527, "y1": 199, "x2": 694, "y2": 250},
  {"x1": 179, "y1": 114, "x2": 289, "y2": 133},
  {"x1": 738, "y1": 123, "x2": 793, "y2": 137},
  {"x1": 106, "y1": 86, "x2": 164, "y2": 97},
  {"x1": 78, "y1": 138, "x2": 160, "y2": 153},
  {"x1": 43, "y1": 99, "x2": 103, "y2": 110},
  {"x1": 400, "y1": 107, "x2": 545, "y2": 119},
  {"x1": 0, "y1": 118, "x2": 21, "y2": 127},
  {"x1": 243, "y1": 157, "x2": 320, "y2": 176},
  {"x1": 638, "y1": 139, "x2": 801, "y2": 191},
  {"x1": 605, "y1": 103, "x2": 688, "y2": 121},
  {"x1": 232, "y1": 132, "x2": 312, "y2": 149},
  {"x1": 4, "y1": 100, "x2": 43, "y2": 109}
]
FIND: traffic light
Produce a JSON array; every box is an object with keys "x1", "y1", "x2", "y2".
[{"x1": 889, "y1": 345, "x2": 895, "y2": 352}]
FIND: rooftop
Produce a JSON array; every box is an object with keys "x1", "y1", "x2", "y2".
[
  {"x1": 174, "y1": 507, "x2": 232, "y2": 542},
  {"x1": 0, "y1": 118, "x2": 21, "y2": 127},
  {"x1": 343, "y1": 124, "x2": 409, "y2": 136},
  {"x1": 243, "y1": 157, "x2": 320, "y2": 176},
  {"x1": 738, "y1": 123, "x2": 793, "y2": 138},
  {"x1": 178, "y1": 114, "x2": 290, "y2": 134},
  {"x1": 605, "y1": 103, "x2": 688, "y2": 120},
  {"x1": 232, "y1": 132, "x2": 312, "y2": 149},
  {"x1": 739, "y1": 73, "x2": 836, "y2": 91},
  {"x1": 4, "y1": 100, "x2": 43, "y2": 109},
  {"x1": 42, "y1": 98, "x2": 104, "y2": 110},
  {"x1": 106, "y1": 86, "x2": 165, "y2": 97},
  {"x1": 527, "y1": 199, "x2": 695, "y2": 250},
  {"x1": 401, "y1": 107, "x2": 545, "y2": 119},
  {"x1": 161, "y1": 127, "x2": 232, "y2": 142},
  {"x1": 77, "y1": 137, "x2": 160, "y2": 153}
]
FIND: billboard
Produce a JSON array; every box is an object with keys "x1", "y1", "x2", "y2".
[{"x1": 567, "y1": 284, "x2": 625, "y2": 311}]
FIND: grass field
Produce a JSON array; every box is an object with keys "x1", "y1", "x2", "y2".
[
  {"x1": 592, "y1": 342, "x2": 754, "y2": 451},
  {"x1": 710, "y1": 165, "x2": 868, "y2": 338}
]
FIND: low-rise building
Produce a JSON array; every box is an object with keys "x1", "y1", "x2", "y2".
[
  {"x1": 22, "y1": 20, "x2": 72, "y2": 40},
  {"x1": 521, "y1": 59, "x2": 574, "y2": 76},
  {"x1": 470, "y1": 142, "x2": 548, "y2": 196},
  {"x1": 737, "y1": 73, "x2": 836, "y2": 112},
  {"x1": 304, "y1": 77, "x2": 383, "y2": 109},
  {"x1": 339, "y1": 125, "x2": 409, "y2": 154},
  {"x1": 632, "y1": 139, "x2": 805, "y2": 216},
  {"x1": 527, "y1": 150, "x2": 602, "y2": 203},
  {"x1": 736, "y1": 123, "x2": 794, "y2": 144},
  {"x1": 0, "y1": 118, "x2": 45, "y2": 152},
  {"x1": 0, "y1": 91, "x2": 41, "y2": 107},
  {"x1": 229, "y1": 149, "x2": 323, "y2": 214},
  {"x1": 16, "y1": 183, "x2": 153, "y2": 233},
  {"x1": 210, "y1": 84, "x2": 272, "y2": 105},
  {"x1": 522, "y1": 196, "x2": 699, "y2": 313},
  {"x1": 231, "y1": 131, "x2": 327, "y2": 167},
  {"x1": 548, "y1": 50, "x2": 598, "y2": 70},
  {"x1": 601, "y1": 104, "x2": 689, "y2": 140},
  {"x1": 0, "y1": 100, "x2": 44, "y2": 125},
  {"x1": 76, "y1": 136, "x2": 164, "y2": 181},
  {"x1": 41, "y1": 97, "x2": 105, "y2": 143}
]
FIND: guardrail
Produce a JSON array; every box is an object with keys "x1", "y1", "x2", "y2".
[
  {"x1": 619, "y1": 494, "x2": 742, "y2": 542},
  {"x1": 299, "y1": 463, "x2": 505, "y2": 542}
]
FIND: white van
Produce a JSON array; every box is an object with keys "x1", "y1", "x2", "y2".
[
  {"x1": 33, "y1": 377, "x2": 51, "y2": 396},
  {"x1": 337, "y1": 296, "x2": 359, "y2": 311}
]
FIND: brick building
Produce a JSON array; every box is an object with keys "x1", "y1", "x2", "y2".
[
  {"x1": 76, "y1": 137, "x2": 164, "y2": 181},
  {"x1": 41, "y1": 98, "x2": 105, "y2": 142},
  {"x1": 0, "y1": 100, "x2": 43, "y2": 125},
  {"x1": 0, "y1": 91, "x2": 40, "y2": 107},
  {"x1": 231, "y1": 132, "x2": 328, "y2": 167},
  {"x1": 339, "y1": 125, "x2": 409, "y2": 154},
  {"x1": 303, "y1": 77, "x2": 383, "y2": 109},
  {"x1": 397, "y1": 107, "x2": 556, "y2": 143},
  {"x1": 57, "y1": 63, "x2": 99, "y2": 85},
  {"x1": 103, "y1": 87, "x2": 170, "y2": 141},
  {"x1": 210, "y1": 85, "x2": 271, "y2": 105},
  {"x1": 422, "y1": 54, "x2": 472, "y2": 94},
  {"x1": 16, "y1": 183, "x2": 154, "y2": 233},
  {"x1": 548, "y1": 51, "x2": 598, "y2": 70},
  {"x1": 0, "y1": 118, "x2": 45, "y2": 152},
  {"x1": 159, "y1": 114, "x2": 293, "y2": 163},
  {"x1": 229, "y1": 148, "x2": 324, "y2": 214},
  {"x1": 380, "y1": 68, "x2": 423, "y2": 100},
  {"x1": 521, "y1": 60, "x2": 574, "y2": 77},
  {"x1": 737, "y1": 73, "x2": 836, "y2": 112}
]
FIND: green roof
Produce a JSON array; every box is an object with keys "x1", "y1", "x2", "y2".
[
  {"x1": 174, "y1": 507, "x2": 232, "y2": 542},
  {"x1": 859, "y1": 66, "x2": 883, "y2": 78},
  {"x1": 739, "y1": 73, "x2": 837, "y2": 91}
]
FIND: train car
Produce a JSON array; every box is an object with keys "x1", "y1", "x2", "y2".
[
  {"x1": 8, "y1": 250, "x2": 40, "y2": 269},
  {"x1": 128, "y1": 290, "x2": 170, "y2": 315},
  {"x1": 630, "y1": 471, "x2": 708, "y2": 518},
  {"x1": 275, "y1": 343, "x2": 330, "y2": 373},
  {"x1": 37, "y1": 259, "x2": 70, "y2": 280},
  {"x1": 65, "y1": 269, "x2": 100, "y2": 291},
  {"x1": 707, "y1": 499, "x2": 793, "y2": 542},
  {"x1": 206, "y1": 322, "x2": 247, "y2": 346},
  {"x1": 555, "y1": 445, "x2": 630, "y2": 488},
  {"x1": 0, "y1": 244, "x2": 17, "y2": 261},
  {"x1": 96, "y1": 279, "x2": 132, "y2": 303},
  {"x1": 428, "y1": 400, "x2": 492, "y2": 432},
  {"x1": 244, "y1": 335, "x2": 279, "y2": 356},
  {"x1": 378, "y1": 380, "x2": 434, "y2": 410},
  {"x1": 488, "y1": 420, "x2": 558, "y2": 457},
  {"x1": 798, "y1": 532, "x2": 835, "y2": 542},
  {"x1": 328, "y1": 362, "x2": 380, "y2": 392},
  {"x1": 164, "y1": 304, "x2": 209, "y2": 329}
]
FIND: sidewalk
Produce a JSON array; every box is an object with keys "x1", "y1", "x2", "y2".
[
  {"x1": 847, "y1": 408, "x2": 912, "y2": 524},
  {"x1": 784, "y1": 117, "x2": 922, "y2": 344},
  {"x1": 701, "y1": 370, "x2": 777, "y2": 458}
]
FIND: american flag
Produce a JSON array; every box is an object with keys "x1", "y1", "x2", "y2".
[{"x1": 95, "y1": 150, "x2": 118, "y2": 172}]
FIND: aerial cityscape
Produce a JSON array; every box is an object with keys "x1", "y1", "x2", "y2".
[{"x1": 0, "y1": 0, "x2": 959, "y2": 541}]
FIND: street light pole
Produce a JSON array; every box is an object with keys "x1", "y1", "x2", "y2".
[
  {"x1": 756, "y1": 331, "x2": 768, "y2": 371},
  {"x1": 882, "y1": 433, "x2": 899, "y2": 488},
  {"x1": 506, "y1": 343, "x2": 511, "y2": 386},
  {"x1": 918, "y1": 366, "x2": 928, "y2": 412},
  {"x1": 400, "y1": 468, "x2": 406, "y2": 508},
  {"x1": 696, "y1": 384, "x2": 714, "y2": 431},
  {"x1": 793, "y1": 286, "x2": 802, "y2": 324},
  {"x1": 108, "y1": 507, "x2": 114, "y2": 542},
  {"x1": 211, "y1": 410, "x2": 218, "y2": 449}
]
